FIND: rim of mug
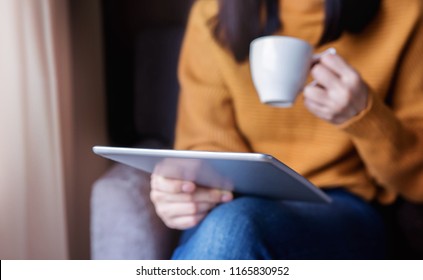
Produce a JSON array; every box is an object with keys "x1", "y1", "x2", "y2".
[{"x1": 250, "y1": 35, "x2": 312, "y2": 48}]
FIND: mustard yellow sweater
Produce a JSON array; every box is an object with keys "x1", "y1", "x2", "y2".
[{"x1": 174, "y1": 0, "x2": 423, "y2": 204}]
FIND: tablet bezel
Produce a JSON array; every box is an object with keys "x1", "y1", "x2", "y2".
[{"x1": 93, "y1": 146, "x2": 332, "y2": 203}]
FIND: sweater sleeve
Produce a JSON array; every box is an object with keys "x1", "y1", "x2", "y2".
[
  {"x1": 339, "y1": 11, "x2": 423, "y2": 202},
  {"x1": 174, "y1": 1, "x2": 251, "y2": 153}
]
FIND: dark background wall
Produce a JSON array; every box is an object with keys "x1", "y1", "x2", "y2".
[{"x1": 102, "y1": 0, "x2": 195, "y2": 147}]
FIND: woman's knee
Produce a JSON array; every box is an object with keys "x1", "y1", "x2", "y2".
[
  {"x1": 198, "y1": 197, "x2": 261, "y2": 233},
  {"x1": 172, "y1": 197, "x2": 271, "y2": 259}
]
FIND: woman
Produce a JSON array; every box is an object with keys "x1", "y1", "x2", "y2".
[{"x1": 150, "y1": 0, "x2": 423, "y2": 259}]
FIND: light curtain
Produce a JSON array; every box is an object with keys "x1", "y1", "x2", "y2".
[{"x1": 0, "y1": 0, "x2": 71, "y2": 259}]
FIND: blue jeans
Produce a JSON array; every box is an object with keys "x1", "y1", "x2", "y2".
[{"x1": 172, "y1": 189, "x2": 386, "y2": 259}]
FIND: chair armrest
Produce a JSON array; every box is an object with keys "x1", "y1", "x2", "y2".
[{"x1": 90, "y1": 163, "x2": 179, "y2": 259}]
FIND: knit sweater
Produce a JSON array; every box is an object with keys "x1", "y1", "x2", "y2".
[{"x1": 174, "y1": 0, "x2": 423, "y2": 204}]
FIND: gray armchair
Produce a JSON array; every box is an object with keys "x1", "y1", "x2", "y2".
[{"x1": 91, "y1": 162, "x2": 178, "y2": 259}]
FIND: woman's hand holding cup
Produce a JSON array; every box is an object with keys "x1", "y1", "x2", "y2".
[{"x1": 304, "y1": 52, "x2": 369, "y2": 124}]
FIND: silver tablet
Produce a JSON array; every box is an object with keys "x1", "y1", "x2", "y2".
[{"x1": 93, "y1": 146, "x2": 331, "y2": 203}]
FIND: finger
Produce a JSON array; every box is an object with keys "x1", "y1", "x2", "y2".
[
  {"x1": 166, "y1": 213, "x2": 207, "y2": 230},
  {"x1": 303, "y1": 84, "x2": 331, "y2": 107},
  {"x1": 311, "y1": 47, "x2": 337, "y2": 64},
  {"x1": 151, "y1": 175, "x2": 195, "y2": 193},
  {"x1": 150, "y1": 189, "x2": 193, "y2": 203},
  {"x1": 155, "y1": 201, "x2": 216, "y2": 219},
  {"x1": 311, "y1": 63, "x2": 343, "y2": 91},
  {"x1": 150, "y1": 187, "x2": 233, "y2": 203},
  {"x1": 304, "y1": 98, "x2": 351, "y2": 124},
  {"x1": 304, "y1": 98, "x2": 334, "y2": 121},
  {"x1": 319, "y1": 53, "x2": 350, "y2": 74},
  {"x1": 320, "y1": 53, "x2": 359, "y2": 85},
  {"x1": 193, "y1": 187, "x2": 233, "y2": 203}
]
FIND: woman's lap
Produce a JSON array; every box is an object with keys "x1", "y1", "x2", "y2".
[{"x1": 172, "y1": 189, "x2": 386, "y2": 259}]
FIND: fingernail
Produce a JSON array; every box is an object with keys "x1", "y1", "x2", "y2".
[
  {"x1": 221, "y1": 192, "x2": 233, "y2": 202},
  {"x1": 313, "y1": 47, "x2": 337, "y2": 61},
  {"x1": 327, "y1": 47, "x2": 336, "y2": 55}
]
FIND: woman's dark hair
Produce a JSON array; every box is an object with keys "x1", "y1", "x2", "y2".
[{"x1": 211, "y1": 0, "x2": 381, "y2": 62}]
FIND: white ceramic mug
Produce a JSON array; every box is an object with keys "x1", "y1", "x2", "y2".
[{"x1": 250, "y1": 35, "x2": 334, "y2": 107}]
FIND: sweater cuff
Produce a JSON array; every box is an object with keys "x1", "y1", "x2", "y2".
[{"x1": 337, "y1": 91, "x2": 396, "y2": 139}]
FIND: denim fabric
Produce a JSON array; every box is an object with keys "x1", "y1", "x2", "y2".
[{"x1": 172, "y1": 189, "x2": 386, "y2": 259}]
